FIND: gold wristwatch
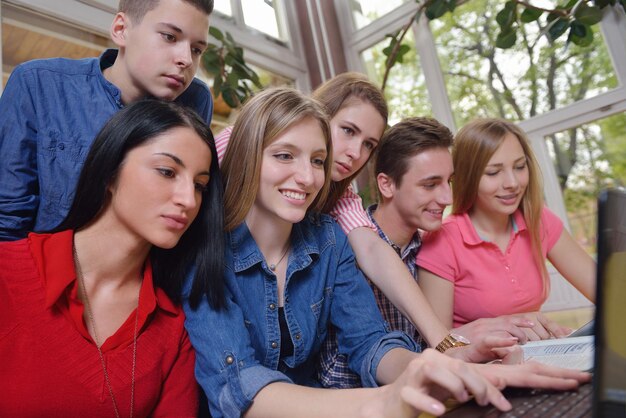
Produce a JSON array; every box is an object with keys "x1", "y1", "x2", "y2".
[{"x1": 435, "y1": 333, "x2": 471, "y2": 353}]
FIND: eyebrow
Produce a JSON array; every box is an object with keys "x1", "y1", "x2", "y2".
[
  {"x1": 486, "y1": 156, "x2": 526, "y2": 167},
  {"x1": 157, "y1": 22, "x2": 208, "y2": 47},
  {"x1": 419, "y1": 175, "x2": 444, "y2": 182},
  {"x1": 268, "y1": 142, "x2": 328, "y2": 156},
  {"x1": 154, "y1": 152, "x2": 211, "y2": 176}
]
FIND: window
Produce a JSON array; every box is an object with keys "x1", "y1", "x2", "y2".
[
  {"x1": 430, "y1": 0, "x2": 619, "y2": 128},
  {"x1": 544, "y1": 112, "x2": 626, "y2": 254},
  {"x1": 361, "y1": 29, "x2": 430, "y2": 124}
]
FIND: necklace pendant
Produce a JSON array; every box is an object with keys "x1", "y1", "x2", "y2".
[{"x1": 269, "y1": 263, "x2": 276, "y2": 271}]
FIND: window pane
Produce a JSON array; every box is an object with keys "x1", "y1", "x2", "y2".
[
  {"x1": 241, "y1": 0, "x2": 286, "y2": 41},
  {"x1": 361, "y1": 30, "x2": 431, "y2": 124},
  {"x1": 431, "y1": 0, "x2": 618, "y2": 127},
  {"x1": 545, "y1": 112, "x2": 626, "y2": 254},
  {"x1": 350, "y1": 0, "x2": 411, "y2": 29},
  {"x1": 213, "y1": 0, "x2": 233, "y2": 16},
  {"x1": 250, "y1": 64, "x2": 294, "y2": 89}
]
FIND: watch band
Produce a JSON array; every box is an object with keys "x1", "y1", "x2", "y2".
[{"x1": 435, "y1": 333, "x2": 470, "y2": 353}]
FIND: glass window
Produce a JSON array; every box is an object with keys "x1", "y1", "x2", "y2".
[
  {"x1": 545, "y1": 112, "x2": 626, "y2": 254},
  {"x1": 350, "y1": 0, "x2": 411, "y2": 29},
  {"x1": 361, "y1": 29, "x2": 431, "y2": 124},
  {"x1": 241, "y1": 0, "x2": 285, "y2": 41},
  {"x1": 213, "y1": 0, "x2": 233, "y2": 16},
  {"x1": 430, "y1": 0, "x2": 618, "y2": 128}
]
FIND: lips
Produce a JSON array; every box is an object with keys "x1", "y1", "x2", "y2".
[
  {"x1": 496, "y1": 193, "x2": 520, "y2": 205},
  {"x1": 165, "y1": 74, "x2": 185, "y2": 88},
  {"x1": 162, "y1": 214, "x2": 188, "y2": 230},
  {"x1": 335, "y1": 161, "x2": 352, "y2": 175}
]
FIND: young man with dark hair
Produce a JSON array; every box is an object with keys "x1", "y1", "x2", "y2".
[
  {"x1": 368, "y1": 117, "x2": 454, "y2": 345},
  {"x1": 0, "y1": 0, "x2": 215, "y2": 240}
]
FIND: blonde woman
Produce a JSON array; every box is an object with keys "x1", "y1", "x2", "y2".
[{"x1": 417, "y1": 118, "x2": 595, "y2": 340}]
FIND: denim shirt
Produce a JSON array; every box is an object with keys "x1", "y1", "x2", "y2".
[
  {"x1": 0, "y1": 49, "x2": 213, "y2": 240},
  {"x1": 183, "y1": 215, "x2": 417, "y2": 418}
]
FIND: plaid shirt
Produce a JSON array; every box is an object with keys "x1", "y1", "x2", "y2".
[{"x1": 316, "y1": 204, "x2": 423, "y2": 388}]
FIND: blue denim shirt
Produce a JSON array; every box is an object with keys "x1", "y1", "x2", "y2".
[
  {"x1": 183, "y1": 215, "x2": 417, "y2": 418},
  {"x1": 0, "y1": 49, "x2": 213, "y2": 240}
]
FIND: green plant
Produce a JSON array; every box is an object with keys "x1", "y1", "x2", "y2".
[
  {"x1": 201, "y1": 27, "x2": 263, "y2": 108},
  {"x1": 381, "y1": 0, "x2": 625, "y2": 91}
]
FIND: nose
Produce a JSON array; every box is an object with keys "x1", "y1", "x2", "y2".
[
  {"x1": 174, "y1": 178, "x2": 199, "y2": 209},
  {"x1": 294, "y1": 159, "x2": 315, "y2": 187},
  {"x1": 344, "y1": 139, "x2": 361, "y2": 161},
  {"x1": 503, "y1": 169, "x2": 519, "y2": 189},
  {"x1": 439, "y1": 182, "x2": 453, "y2": 206},
  {"x1": 175, "y1": 42, "x2": 192, "y2": 68}
]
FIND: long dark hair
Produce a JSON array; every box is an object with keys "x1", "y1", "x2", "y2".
[{"x1": 54, "y1": 99, "x2": 225, "y2": 309}]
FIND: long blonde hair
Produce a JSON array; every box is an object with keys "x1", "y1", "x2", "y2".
[
  {"x1": 452, "y1": 118, "x2": 548, "y2": 292},
  {"x1": 222, "y1": 87, "x2": 332, "y2": 231},
  {"x1": 312, "y1": 72, "x2": 388, "y2": 213}
]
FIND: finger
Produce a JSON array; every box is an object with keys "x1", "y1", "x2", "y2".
[
  {"x1": 536, "y1": 315, "x2": 571, "y2": 338},
  {"x1": 452, "y1": 363, "x2": 511, "y2": 411},
  {"x1": 415, "y1": 360, "x2": 471, "y2": 404},
  {"x1": 491, "y1": 345, "x2": 523, "y2": 365},
  {"x1": 399, "y1": 386, "x2": 447, "y2": 417},
  {"x1": 483, "y1": 335, "x2": 519, "y2": 350},
  {"x1": 522, "y1": 327, "x2": 543, "y2": 342},
  {"x1": 496, "y1": 362, "x2": 592, "y2": 389}
]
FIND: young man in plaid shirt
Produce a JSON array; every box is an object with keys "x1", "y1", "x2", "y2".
[{"x1": 317, "y1": 117, "x2": 454, "y2": 387}]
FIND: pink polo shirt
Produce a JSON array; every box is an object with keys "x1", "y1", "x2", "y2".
[
  {"x1": 416, "y1": 207, "x2": 563, "y2": 327},
  {"x1": 214, "y1": 126, "x2": 375, "y2": 235}
]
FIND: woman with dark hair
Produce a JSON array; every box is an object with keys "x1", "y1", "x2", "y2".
[{"x1": 0, "y1": 99, "x2": 224, "y2": 418}]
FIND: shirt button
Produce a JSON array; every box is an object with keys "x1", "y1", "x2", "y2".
[
  {"x1": 269, "y1": 303, "x2": 276, "y2": 310},
  {"x1": 295, "y1": 334, "x2": 301, "y2": 340},
  {"x1": 225, "y1": 355, "x2": 234, "y2": 365},
  {"x1": 58, "y1": 143, "x2": 65, "y2": 150},
  {"x1": 271, "y1": 341, "x2": 278, "y2": 349}
]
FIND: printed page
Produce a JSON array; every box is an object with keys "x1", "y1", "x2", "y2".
[{"x1": 522, "y1": 336, "x2": 594, "y2": 371}]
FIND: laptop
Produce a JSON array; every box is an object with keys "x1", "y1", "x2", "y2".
[{"x1": 442, "y1": 188, "x2": 626, "y2": 418}]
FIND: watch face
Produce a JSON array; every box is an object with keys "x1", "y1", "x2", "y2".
[{"x1": 450, "y1": 333, "x2": 471, "y2": 345}]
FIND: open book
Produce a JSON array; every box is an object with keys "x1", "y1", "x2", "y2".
[{"x1": 522, "y1": 335, "x2": 594, "y2": 371}]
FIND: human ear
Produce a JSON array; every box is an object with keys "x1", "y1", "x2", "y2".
[
  {"x1": 376, "y1": 173, "x2": 395, "y2": 200},
  {"x1": 110, "y1": 12, "x2": 131, "y2": 47}
]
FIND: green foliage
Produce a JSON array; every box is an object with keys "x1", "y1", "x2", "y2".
[{"x1": 201, "y1": 27, "x2": 263, "y2": 108}]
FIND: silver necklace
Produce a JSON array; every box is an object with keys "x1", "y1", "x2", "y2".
[
  {"x1": 74, "y1": 245, "x2": 140, "y2": 418},
  {"x1": 268, "y1": 244, "x2": 290, "y2": 271}
]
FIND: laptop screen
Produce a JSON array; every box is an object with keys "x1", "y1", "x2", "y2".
[{"x1": 594, "y1": 188, "x2": 626, "y2": 417}]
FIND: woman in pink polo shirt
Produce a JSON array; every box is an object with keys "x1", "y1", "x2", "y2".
[{"x1": 417, "y1": 118, "x2": 596, "y2": 341}]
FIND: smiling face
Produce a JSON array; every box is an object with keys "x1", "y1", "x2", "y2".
[
  {"x1": 106, "y1": 126, "x2": 212, "y2": 249},
  {"x1": 386, "y1": 147, "x2": 454, "y2": 232},
  {"x1": 249, "y1": 117, "x2": 328, "y2": 227},
  {"x1": 112, "y1": 0, "x2": 210, "y2": 102},
  {"x1": 474, "y1": 132, "x2": 529, "y2": 218},
  {"x1": 330, "y1": 99, "x2": 386, "y2": 182}
]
